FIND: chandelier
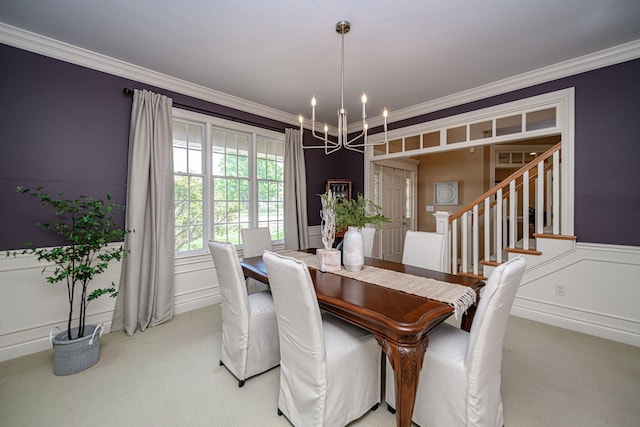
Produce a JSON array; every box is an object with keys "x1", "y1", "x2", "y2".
[{"x1": 298, "y1": 20, "x2": 389, "y2": 154}]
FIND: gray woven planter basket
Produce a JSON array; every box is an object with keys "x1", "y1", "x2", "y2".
[{"x1": 51, "y1": 324, "x2": 103, "y2": 376}]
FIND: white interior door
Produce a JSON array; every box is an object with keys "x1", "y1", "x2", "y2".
[{"x1": 379, "y1": 166, "x2": 406, "y2": 262}]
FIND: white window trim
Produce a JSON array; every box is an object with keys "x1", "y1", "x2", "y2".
[{"x1": 173, "y1": 107, "x2": 285, "y2": 259}]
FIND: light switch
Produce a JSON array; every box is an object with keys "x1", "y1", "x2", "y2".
[{"x1": 426, "y1": 205, "x2": 434, "y2": 212}]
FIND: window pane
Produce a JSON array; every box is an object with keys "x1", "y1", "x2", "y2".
[
  {"x1": 423, "y1": 131, "x2": 439, "y2": 148},
  {"x1": 373, "y1": 143, "x2": 386, "y2": 156},
  {"x1": 446, "y1": 126, "x2": 467, "y2": 144},
  {"x1": 175, "y1": 200, "x2": 188, "y2": 226},
  {"x1": 188, "y1": 148, "x2": 202, "y2": 174},
  {"x1": 470, "y1": 120, "x2": 493, "y2": 140},
  {"x1": 405, "y1": 135, "x2": 420, "y2": 151},
  {"x1": 496, "y1": 114, "x2": 522, "y2": 136},
  {"x1": 526, "y1": 108, "x2": 556, "y2": 131},
  {"x1": 174, "y1": 122, "x2": 187, "y2": 146},
  {"x1": 173, "y1": 147, "x2": 188, "y2": 173},
  {"x1": 239, "y1": 180, "x2": 249, "y2": 201},
  {"x1": 213, "y1": 178, "x2": 227, "y2": 200},
  {"x1": 175, "y1": 226, "x2": 188, "y2": 252},
  {"x1": 388, "y1": 138, "x2": 402, "y2": 154},
  {"x1": 238, "y1": 155, "x2": 249, "y2": 177}
]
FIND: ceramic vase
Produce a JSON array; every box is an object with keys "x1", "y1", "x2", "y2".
[{"x1": 342, "y1": 226, "x2": 364, "y2": 271}]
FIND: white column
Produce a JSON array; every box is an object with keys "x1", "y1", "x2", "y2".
[{"x1": 434, "y1": 211, "x2": 451, "y2": 273}]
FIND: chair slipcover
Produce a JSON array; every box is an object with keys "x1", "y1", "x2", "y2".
[
  {"x1": 263, "y1": 251, "x2": 381, "y2": 427},
  {"x1": 385, "y1": 256, "x2": 526, "y2": 426},
  {"x1": 240, "y1": 227, "x2": 272, "y2": 293},
  {"x1": 207, "y1": 241, "x2": 280, "y2": 387},
  {"x1": 361, "y1": 226, "x2": 376, "y2": 257},
  {"x1": 402, "y1": 230, "x2": 447, "y2": 271},
  {"x1": 241, "y1": 227, "x2": 273, "y2": 257}
]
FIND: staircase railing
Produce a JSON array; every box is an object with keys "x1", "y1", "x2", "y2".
[{"x1": 445, "y1": 142, "x2": 562, "y2": 277}]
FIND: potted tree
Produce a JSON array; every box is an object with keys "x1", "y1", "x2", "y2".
[
  {"x1": 8, "y1": 186, "x2": 131, "y2": 375},
  {"x1": 334, "y1": 193, "x2": 389, "y2": 271}
]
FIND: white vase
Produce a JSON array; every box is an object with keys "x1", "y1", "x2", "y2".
[{"x1": 342, "y1": 226, "x2": 364, "y2": 272}]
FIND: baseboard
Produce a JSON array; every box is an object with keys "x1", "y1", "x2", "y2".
[{"x1": 511, "y1": 304, "x2": 640, "y2": 347}]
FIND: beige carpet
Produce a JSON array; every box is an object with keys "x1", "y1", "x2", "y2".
[{"x1": 1, "y1": 305, "x2": 638, "y2": 426}]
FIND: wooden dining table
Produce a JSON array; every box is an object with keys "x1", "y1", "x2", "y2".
[{"x1": 240, "y1": 250, "x2": 484, "y2": 427}]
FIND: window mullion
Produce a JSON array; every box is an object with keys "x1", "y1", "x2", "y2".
[
  {"x1": 204, "y1": 124, "x2": 212, "y2": 243},
  {"x1": 249, "y1": 132, "x2": 258, "y2": 228}
]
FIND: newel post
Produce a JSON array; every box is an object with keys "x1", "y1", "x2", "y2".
[{"x1": 434, "y1": 211, "x2": 451, "y2": 273}]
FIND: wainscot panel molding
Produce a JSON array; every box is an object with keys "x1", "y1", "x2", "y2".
[
  {"x1": 0, "y1": 245, "x2": 220, "y2": 362},
  {"x1": 513, "y1": 242, "x2": 640, "y2": 347},
  {"x1": 2, "y1": 231, "x2": 637, "y2": 362}
]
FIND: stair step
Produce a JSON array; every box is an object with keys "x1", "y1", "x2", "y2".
[
  {"x1": 480, "y1": 260, "x2": 501, "y2": 267},
  {"x1": 505, "y1": 247, "x2": 542, "y2": 256},
  {"x1": 458, "y1": 271, "x2": 487, "y2": 281},
  {"x1": 533, "y1": 233, "x2": 577, "y2": 241}
]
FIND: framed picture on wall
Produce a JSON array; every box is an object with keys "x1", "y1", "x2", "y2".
[{"x1": 435, "y1": 181, "x2": 459, "y2": 205}]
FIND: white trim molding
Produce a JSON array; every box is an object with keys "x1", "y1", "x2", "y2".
[
  {"x1": 1, "y1": 22, "x2": 639, "y2": 133},
  {"x1": 0, "y1": 23, "x2": 300, "y2": 128}
]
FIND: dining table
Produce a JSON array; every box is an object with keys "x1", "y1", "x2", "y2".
[{"x1": 240, "y1": 249, "x2": 484, "y2": 427}]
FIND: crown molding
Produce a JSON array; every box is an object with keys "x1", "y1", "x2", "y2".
[
  {"x1": 387, "y1": 39, "x2": 640, "y2": 123},
  {"x1": 2, "y1": 23, "x2": 639, "y2": 130},
  {"x1": 0, "y1": 23, "x2": 301, "y2": 127}
]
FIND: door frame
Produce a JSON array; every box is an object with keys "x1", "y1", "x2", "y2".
[
  {"x1": 370, "y1": 157, "x2": 419, "y2": 260},
  {"x1": 364, "y1": 88, "x2": 575, "y2": 243}
]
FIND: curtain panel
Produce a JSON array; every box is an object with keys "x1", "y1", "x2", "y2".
[
  {"x1": 112, "y1": 89, "x2": 175, "y2": 336},
  {"x1": 284, "y1": 128, "x2": 309, "y2": 250}
]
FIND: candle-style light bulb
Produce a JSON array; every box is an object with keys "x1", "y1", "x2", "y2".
[
  {"x1": 311, "y1": 96, "x2": 317, "y2": 107},
  {"x1": 298, "y1": 114, "x2": 303, "y2": 124},
  {"x1": 383, "y1": 108, "x2": 388, "y2": 133},
  {"x1": 361, "y1": 92, "x2": 367, "y2": 119}
]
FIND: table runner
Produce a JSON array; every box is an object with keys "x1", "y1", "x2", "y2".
[{"x1": 279, "y1": 250, "x2": 477, "y2": 318}]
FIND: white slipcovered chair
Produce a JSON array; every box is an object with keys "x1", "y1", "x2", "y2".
[
  {"x1": 361, "y1": 226, "x2": 376, "y2": 257},
  {"x1": 207, "y1": 241, "x2": 280, "y2": 387},
  {"x1": 241, "y1": 227, "x2": 273, "y2": 257},
  {"x1": 402, "y1": 230, "x2": 447, "y2": 271},
  {"x1": 385, "y1": 255, "x2": 526, "y2": 426},
  {"x1": 262, "y1": 250, "x2": 381, "y2": 427},
  {"x1": 240, "y1": 227, "x2": 272, "y2": 293}
]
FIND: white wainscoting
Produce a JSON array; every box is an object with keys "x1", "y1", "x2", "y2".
[
  {"x1": 1, "y1": 234, "x2": 638, "y2": 362},
  {"x1": 512, "y1": 242, "x2": 640, "y2": 347},
  {"x1": 0, "y1": 246, "x2": 221, "y2": 362}
]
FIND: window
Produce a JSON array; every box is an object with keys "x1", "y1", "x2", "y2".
[{"x1": 173, "y1": 111, "x2": 285, "y2": 254}]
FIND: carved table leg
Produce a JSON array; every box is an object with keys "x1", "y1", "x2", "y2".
[{"x1": 376, "y1": 335, "x2": 429, "y2": 427}]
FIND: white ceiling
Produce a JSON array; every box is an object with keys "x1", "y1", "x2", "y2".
[{"x1": 2, "y1": 0, "x2": 640, "y2": 125}]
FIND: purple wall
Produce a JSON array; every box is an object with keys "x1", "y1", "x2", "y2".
[
  {"x1": 387, "y1": 59, "x2": 640, "y2": 246},
  {"x1": 0, "y1": 43, "x2": 359, "y2": 249},
  {"x1": 1, "y1": 43, "x2": 638, "y2": 249}
]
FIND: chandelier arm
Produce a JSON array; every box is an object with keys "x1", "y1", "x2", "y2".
[
  {"x1": 310, "y1": 128, "x2": 339, "y2": 146},
  {"x1": 343, "y1": 144, "x2": 365, "y2": 153},
  {"x1": 345, "y1": 137, "x2": 389, "y2": 148},
  {"x1": 325, "y1": 142, "x2": 343, "y2": 155}
]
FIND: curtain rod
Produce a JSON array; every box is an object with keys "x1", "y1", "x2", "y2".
[{"x1": 122, "y1": 88, "x2": 283, "y2": 133}]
